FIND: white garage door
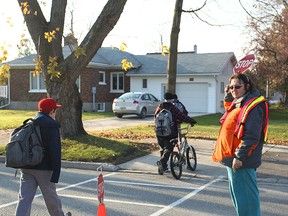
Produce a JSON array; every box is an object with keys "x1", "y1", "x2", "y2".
[{"x1": 176, "y1": 83, "x2": 208, "y2": 113}]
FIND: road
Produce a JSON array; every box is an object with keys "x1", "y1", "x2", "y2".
[
  {"x1": 1, "y1": 115, "x2": 288, "y2": 215},
  {"x1": 83, "y1": 115, "x2": 155, "y2": 132},
  {"x1": 1, "y1": 159, "x2": 287, "y2": 215},
  {"x1": 1, "y1": 137, "x2": 288, "y2": 215}
]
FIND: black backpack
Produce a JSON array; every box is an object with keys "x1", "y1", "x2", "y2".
[{"x1": 5, "y1": 118, "x2": 43, "y2": 168}]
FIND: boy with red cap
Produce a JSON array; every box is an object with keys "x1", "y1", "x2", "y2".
[{"x1": 15, "y1": 98, "x2": 71, "y2": 216}]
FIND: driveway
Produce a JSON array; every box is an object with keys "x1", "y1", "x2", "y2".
[
  {"x1": 0, "y1": 115, "x2": 155, "y2": 146},
  {"x1": 83, "y1": 115, "x2": 154, "y2": 132}
]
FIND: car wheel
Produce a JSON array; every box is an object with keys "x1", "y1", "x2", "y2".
[
  {"x1": 116, "y1": 113, "x2": 123, "y2": 118},
  {"x1": 139, "y1": 108, "x2": 147, "y2": 119}
]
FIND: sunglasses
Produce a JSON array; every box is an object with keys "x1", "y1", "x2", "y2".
[{"x1": 229, "y1": 85, "x2": 243, "y2": 90}]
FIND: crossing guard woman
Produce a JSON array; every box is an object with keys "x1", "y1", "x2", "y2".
[{"x1": 212, "y1": 73, "x2": 269, "y2": 216}]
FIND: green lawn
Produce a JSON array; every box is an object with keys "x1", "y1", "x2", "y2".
[
  {"x1": 0, "y1": 107, "x2": 287, "y2": 164},
  {"x1": 0, "y1": 110, "x2": 115, "y2": 129}
]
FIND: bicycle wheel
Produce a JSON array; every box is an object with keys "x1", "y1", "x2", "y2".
[
  {"x1": 186, "y1": 145, "x2": 197, "y2": 171},
  {"x1": 170, "y1": 151, "x2": 183, "y2": 179}
]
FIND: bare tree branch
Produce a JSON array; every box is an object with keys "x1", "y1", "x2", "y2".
[{"x1": 181, "y1": 0, "x2": 207, "y2": 13}]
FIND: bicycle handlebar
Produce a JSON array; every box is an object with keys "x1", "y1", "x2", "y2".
[{"x1": 179, "y1": 124, "x2": 192, "y2": 134}]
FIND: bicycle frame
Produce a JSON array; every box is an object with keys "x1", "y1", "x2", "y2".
[
  {"x1": 170, "y1": 124, "x2": 197, "y2": 179},
  {"x1": 174, "y1": 124, "x2": 190, "y2": 157}
]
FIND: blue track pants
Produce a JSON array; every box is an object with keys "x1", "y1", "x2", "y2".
[{"x1": 226, "y1": 167, "x2": 260, "y2": 216}]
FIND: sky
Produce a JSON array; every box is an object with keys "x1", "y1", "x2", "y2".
[{"x1": 0, "y1": 0, "x2": 253, "y2": 61}]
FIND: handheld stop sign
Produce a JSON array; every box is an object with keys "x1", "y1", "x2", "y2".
[{"x1": 233, "y1": 54, "x2": 256, "y2": 74}]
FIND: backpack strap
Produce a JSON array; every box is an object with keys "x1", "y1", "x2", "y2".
[{"x1": 23, "y1": 118, "x2": 34, "y2": 125}]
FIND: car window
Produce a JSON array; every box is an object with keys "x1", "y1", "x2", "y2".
[
  {"x1": 149, "y1": 94, "x2": 158, "y2": 102},
  {"x1": 120, "y1": 93, "x2": 140, "y2": 100},
  {"x1": 141, "y1": 94, "x2": 150, "y2": 100}
]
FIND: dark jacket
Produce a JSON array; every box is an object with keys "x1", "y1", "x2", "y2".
[
  {"x1": 154, "y1": 102, "x2": 197, "y2": 138},
  {"x1": 32, "y1": 112, "x2": 62, "y2": 183},
  {"x1": 173, "y1": 99, "x2": 188, "y2": 115}
]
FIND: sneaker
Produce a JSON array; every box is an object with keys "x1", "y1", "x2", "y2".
[
  {"x1": 157, "y1": 161, "x2": 163, "y2": 175},
  {"x1": 65, "y1": 212, "x2": 72, "y2": 216},
  {"x1": 163, "y1": 168, "x2": 170, "y2": 173}
]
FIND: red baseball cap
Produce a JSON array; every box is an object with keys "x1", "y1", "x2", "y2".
[{"x1": 38, "y1": 98, "x2": 62, "y2": 112}]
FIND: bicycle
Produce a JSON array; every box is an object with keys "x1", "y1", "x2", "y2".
[{"x1": 169, "y1": 124, "x2": 197, "y2": 179}]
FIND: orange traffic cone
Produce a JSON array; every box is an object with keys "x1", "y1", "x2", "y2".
[{"x1": 97, "y1": 203, "x2": 107, "y2": 216}]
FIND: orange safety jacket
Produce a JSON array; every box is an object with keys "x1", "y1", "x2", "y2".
[{"x1": 212, "y1": 96, "x2": 269, "y2": 163}]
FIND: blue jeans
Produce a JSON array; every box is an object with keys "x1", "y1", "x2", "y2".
[{"x1": 226, "y1": 167, "x2": 260, "y2": 216}]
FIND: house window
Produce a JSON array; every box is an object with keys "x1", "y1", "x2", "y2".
[
  {"x1": 220, "y1": 82, "x2": 225, "y2": 93},
  {"x1": 97, "y1": 103, "x2": 105, "y2": 112},
  {"x1": 111, "y1": 72, "x2": 124, "y2": 92},
  {"x1": 30, "y1": 72, "x2": 46, "y2": 92},
  {"x1": 99, "y1": 71, "x2": 106, "y2": 85},
  {"x1": 142, "y1": 79, "x2": 147, "y2": 88},
  {"x1": 29, "y1": 72, "x2": 81, "y2": 92}
]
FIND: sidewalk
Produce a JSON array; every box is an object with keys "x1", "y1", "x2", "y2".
[{"x1": 117, "y1": 139, "x2": 288, "y2": 184}]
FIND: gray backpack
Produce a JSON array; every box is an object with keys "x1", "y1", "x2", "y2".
[
  {"x1": 5, "y1": 118, "x2": 43, "y2": 168},
  {"x1": 154, "y1": 108, "x2": 174, "y2": 137}
]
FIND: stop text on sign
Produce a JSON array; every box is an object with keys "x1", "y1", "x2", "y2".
[{"x1": 234, "y1": 59, "x2": 254, "y2": 69}]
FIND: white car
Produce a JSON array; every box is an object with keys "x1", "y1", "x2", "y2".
[{"x1": 112, "y1": 92, "x2": 161, "y2": 118}]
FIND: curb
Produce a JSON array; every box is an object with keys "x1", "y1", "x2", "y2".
[
  {"x1": 61, "y1": 160, "x2": 119, "y2": 172},
  {"x1": 0, "y1": 156, "x2": 119, "y2": 172}
]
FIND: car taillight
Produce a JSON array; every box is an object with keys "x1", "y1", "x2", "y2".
[{"x1": 133, "y1": 100, "x2": 139, "y2": 104}]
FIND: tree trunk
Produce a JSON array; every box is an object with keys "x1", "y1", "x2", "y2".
[
  {"x1": 166, "y1": 0, "x2": 183, "y2": 94},
  {"x1": 17, "y1": 0, "x2": 127, "y2": 138},
  {"x1": 48, "y1": 80, "x2": 86, "y2": 137}
]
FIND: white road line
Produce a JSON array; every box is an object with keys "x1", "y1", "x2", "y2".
[
  {"x1": 0, "y1": 172, "x2": 116, "y2": 209},
  {"x1": 58, "y1": 194, "x2": 166, "y2": 208},
  {"x1": 149, "y1": 175, "x2": 226, "y2": 216},
  {"x1": 105, "y1": 180, "x2": 196, "y2": 190}
]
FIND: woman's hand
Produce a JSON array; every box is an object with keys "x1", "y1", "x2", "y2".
[{"x1": 232, "y1": 158, "x2": 243, "y2": 172}]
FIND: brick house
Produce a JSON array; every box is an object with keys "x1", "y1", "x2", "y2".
[{"x1": 3, "y1": 46, "x2": 141, "y2": 112}]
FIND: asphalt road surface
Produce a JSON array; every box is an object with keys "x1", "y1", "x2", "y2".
[
  {"x1": 1, "y1": 115, "x2": 287, "y2": 215},
  {"x1": 1, "y1": 139, "x2": 288, "y2": 216},
  {"x1": 1, "y1": 163, "x2": 287, "y2": 216}
]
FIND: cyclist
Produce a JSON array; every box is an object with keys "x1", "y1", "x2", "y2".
[{"x1": 154, "y1": 92, "x2": 197, "y2": 175}]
